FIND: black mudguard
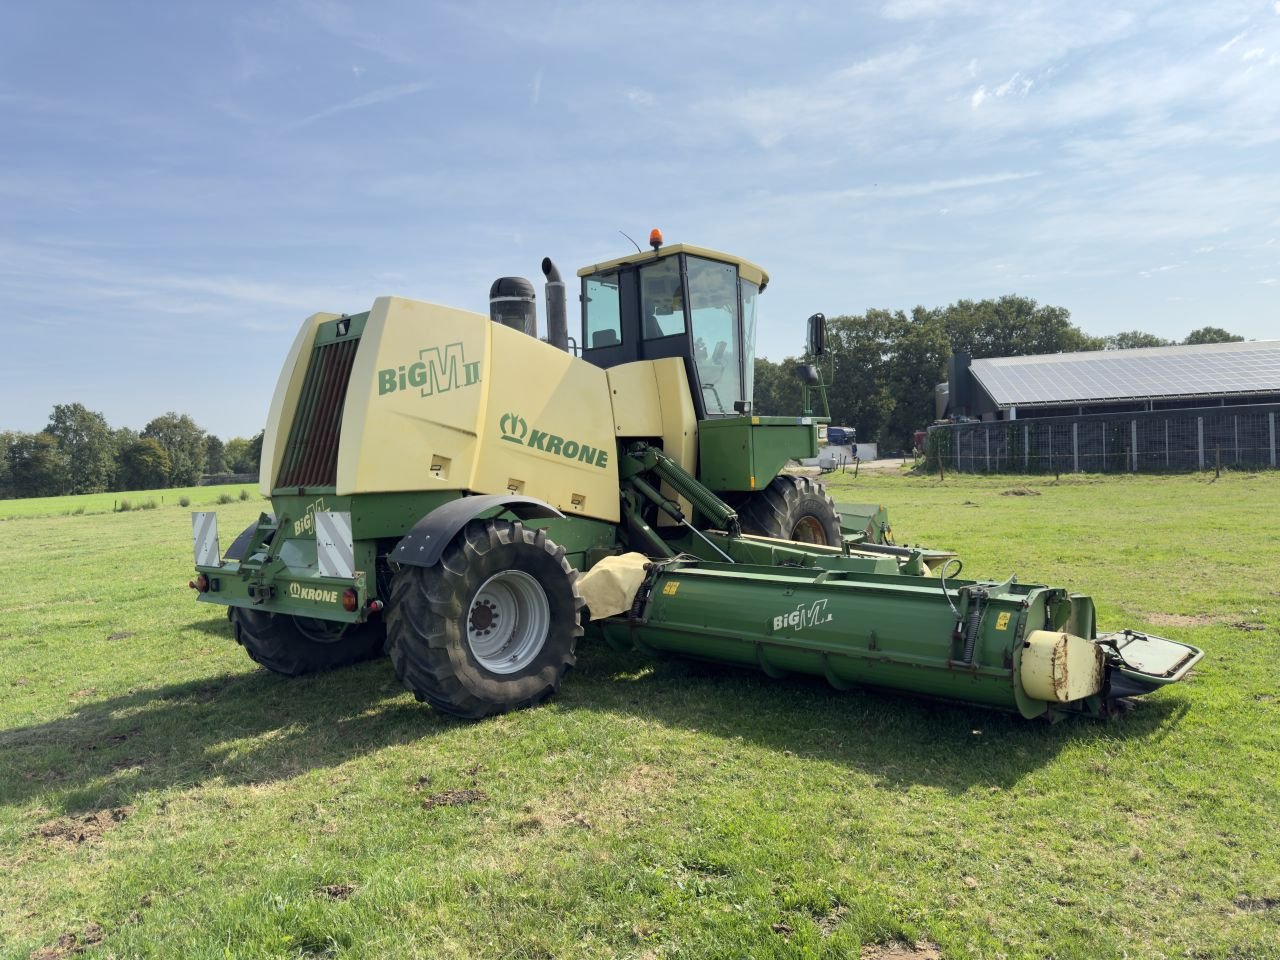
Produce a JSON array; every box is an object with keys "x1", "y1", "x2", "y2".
[{"x1": 390, "y1": 495, "x2": 564, "y2": 568}]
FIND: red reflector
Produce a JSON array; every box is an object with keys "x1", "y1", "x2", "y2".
[{"x1": 342, "y1": 588, "x2": 358, "y2": 612}]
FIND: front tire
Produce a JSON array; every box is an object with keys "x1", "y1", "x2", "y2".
[
  {"x1": 230, "y1": 608, "x2": 386, "y2": 676},
  {"x1": 385, "y1": 520, "x2": 583, "y2": 719},
  {"x1": 737, "y1": 475, "x2": 841, "y2": 546}
]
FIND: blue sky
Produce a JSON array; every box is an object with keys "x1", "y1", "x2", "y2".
[{"x1": 2, "y1": 0, "x2": 1278, "y2": 439}]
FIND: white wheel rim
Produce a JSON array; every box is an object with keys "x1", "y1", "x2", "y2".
[{"x1": 466, "y1": 570, "x2": 550, "y2": 674}]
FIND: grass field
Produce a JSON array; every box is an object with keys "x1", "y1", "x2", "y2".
[
  {"x1": 1, "y1": 471, "x2": 1277, "y2": 959},
  {"x1": 0, "y1": 484, "x2": 263, "y2": 521}
]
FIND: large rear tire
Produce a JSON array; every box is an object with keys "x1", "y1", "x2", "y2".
[
  {"x1": 385, "y1": 520, "x2": 583, "y2": 719},
  {"x1": 737, "y1": 475, "x2": 841, "y2": 546},
  {"x1": 230, "y1": 608, "x2": 386, "y2": 676}
]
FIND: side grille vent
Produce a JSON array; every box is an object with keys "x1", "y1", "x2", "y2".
[{"x1": 277, "y1": 338, "x2": 359, "y2": 489}]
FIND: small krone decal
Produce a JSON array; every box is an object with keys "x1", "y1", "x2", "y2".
[{"x1": 289, "y1": 582, "x2": 339, "y2": 603}]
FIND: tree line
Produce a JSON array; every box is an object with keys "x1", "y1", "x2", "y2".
[
  {"x1": 753, "y1": 294, "x2": 1245, "y2": 452},
  {"x1": 0, "y1": 404, "x2": 262, "y2": 500}
]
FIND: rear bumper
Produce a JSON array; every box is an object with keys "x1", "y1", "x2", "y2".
[{"x1": 194, "y1": 559, "x2": 367, "y2": 622}]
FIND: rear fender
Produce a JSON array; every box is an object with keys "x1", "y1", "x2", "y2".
[{"x1": 389, "y1": 495, "x2": 564, "y2": 568}]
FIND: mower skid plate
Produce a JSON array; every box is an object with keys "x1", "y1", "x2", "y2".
[{"x1": 1100, "y1": 629, "x2": 1204, "y2": 694}]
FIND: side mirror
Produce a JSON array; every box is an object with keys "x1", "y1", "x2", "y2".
[
  {"x1": 806, "y1": 313, "x2": 826, "y2": 357},
  {"x1": 794, "y1": 363, "x2": 820, "y2": 386}
]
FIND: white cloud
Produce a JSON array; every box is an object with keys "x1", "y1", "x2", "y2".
[
  {"x1": 1243, "y1": 47, "x2": 1266, "y2": 61},
  {"x1": 811, "y1": 171, "x2": 1040, "y2": 203},
  {"x1": 992, "y1": 72, "x2": 1033, "y2": 98},
  {"x1": 531, "y1": 67, "x2": 543, "y2": 105},
  {"x1": 1258, "y1": 278, "x2": 1278, "y2": 285},
  {"x1": 880, "y1": 0, "x2": 974, "y2": 20},
  {"x1": 970, "y1": 85, "x2": 987, "y2": 108},
  {"x1": 625, "y1": 88, "x2": 654, "y2": 107},
  {"x1": 286, "y1": 81, "x2": 431, "y2": 130},
  {"x1": 1219, "y1": 31, "x2": 1248, "y2": 53}
]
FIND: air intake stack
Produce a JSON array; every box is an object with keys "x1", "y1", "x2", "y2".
[{"x1": 489, "y1": 277, "x2": 537, "y2": 337}]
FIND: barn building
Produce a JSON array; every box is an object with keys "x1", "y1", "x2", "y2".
[{"x1": 930, "y1": 340, "x2": 1280, "y2": 472}]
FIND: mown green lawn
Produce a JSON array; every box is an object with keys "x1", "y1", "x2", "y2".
[
  {"x1": 1, "y1": 471, "x2": 1277, "y2": 959},
  {"x1": 0, "y1": 483, "x2": 263, "y2": 520}
]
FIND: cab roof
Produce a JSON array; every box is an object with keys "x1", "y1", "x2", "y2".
[{"x1": 575, "y1": 243, "x2": 769, "y2": 291}]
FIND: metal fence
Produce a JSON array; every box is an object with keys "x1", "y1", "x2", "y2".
[{"x1": 928, "y1": 404, "x2": 1280, "y2": 474}]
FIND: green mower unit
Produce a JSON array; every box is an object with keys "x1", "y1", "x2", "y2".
[{"x1": 191, "y1": 235, "x2": 1202, "y2": 721}]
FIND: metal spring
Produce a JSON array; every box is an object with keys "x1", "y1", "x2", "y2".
[{"x1": 961, "y1": 601, "x2": 983, "y2": 663}]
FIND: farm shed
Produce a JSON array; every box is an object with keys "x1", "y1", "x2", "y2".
[{"x1": 931, "y1": 340, "x2": 1280, "y2": 473}]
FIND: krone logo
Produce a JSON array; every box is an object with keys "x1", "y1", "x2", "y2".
[
  {"x1": 500, "y1": 412, "x2": 528, "y2": 443},
  {"x1": 289, "y1": 582, "x2": 339, "y2": 604},
  {"x1": 496, "y1": 411, "x2": 609, "y2": 469}
]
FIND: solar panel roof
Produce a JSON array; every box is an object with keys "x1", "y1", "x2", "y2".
[{"x1": 970, "y1": 340, "x2": 1280, "y2": 408}]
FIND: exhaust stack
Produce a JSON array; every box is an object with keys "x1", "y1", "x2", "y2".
[{"x1": 542, "y1": 257, "x2": 569, "y2": 352}]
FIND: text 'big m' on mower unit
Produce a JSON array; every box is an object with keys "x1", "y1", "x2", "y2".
[{"x1": 189, "y1": 231, "x2": 1201, "y2": 721}]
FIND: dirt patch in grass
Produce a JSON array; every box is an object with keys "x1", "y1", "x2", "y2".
[
  {"x1": 1231, "y1": 621, "x2": 1266, "y2": 632},
  {"x1": 1145, "y1": 613, "x2": 1219, "y2": 628},
  {"x1": 1233, "y1": 894, "x2": 1279, "y2": 913},
  {"x1": 861, "y1": 941, "x2": 942, "y2": 959},
  {"x1": 816, "y1": 904, "x2": 849, "y2": 936},
  {"x1": 82, "y1": 727, "x2": 143, "y2": 751},
  {"x1": 317, "y1": 883, "x2": 355, "y2": 900},
  {"x1": 422, "y1": 788, "x2": 487, "y2": 810},
  {"x1": 35, "y1": 806, "x2": 133, "y2": 844},
  {"x1": 1001, "y1": 487, "x2": 1041, "y2": 496},
  {"x1": 30, "y1": 921, "x2": 104, "y2": 958},
  {"x1": 106, "y1": 631, "x2": 135, "y2": 641}
]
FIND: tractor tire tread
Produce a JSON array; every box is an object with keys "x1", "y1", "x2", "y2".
[
  {"x1": 385, "y1": 520, "x2": 583, "y2": 719},
  {"x1": 231, "y1": 608, "x2": 385, "y2": 677},
  {"x1": 737, "y1": 475, "x2": 841, "y2": 546}
]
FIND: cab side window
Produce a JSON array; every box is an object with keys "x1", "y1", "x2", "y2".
[{"x1": 584, "y1": 274, "x2": 622, "y2": 349}]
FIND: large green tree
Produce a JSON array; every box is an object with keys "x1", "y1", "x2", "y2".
[
  {"x1": 44, "y1": 403, "x2": 116, "y2": 494},
  {"x1": 0, "y1": 431, "x2": 21, "y2": 498},
  {"x1": 8, "y1": 433, "x2": 69, "y2": 498},
  {"x1": 141, "y1": 412, "x2": 207, "y2": 486},
  {"x1": 206, "y1": 435, "x2": 228, "y2": 475},
  {"x1": 224, "y1": 431, "x2": 264, "y2": 474},
  {"x1": 1183, "y1": 326, "x2": 1244, "y2": 345},
  {"x1": 1105, "y1": 330, "x2": 1173, "y2": 349},
  {"x1": 752, "y1": 357, "x2": 802, "y2": 417},
  {"x1": 942, "y1": 295, "x2": 1103, "y2": 358},
  {"x1": 118, "y1": 438, "x2": 172, "y2": 491},
  {"x1": 755, "y1": 294, "x2": 1100, "y2": 452}
]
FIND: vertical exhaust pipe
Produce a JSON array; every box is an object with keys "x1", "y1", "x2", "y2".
[{"x1": 542, "y1": 257, "x2": 569, "y2": 352}]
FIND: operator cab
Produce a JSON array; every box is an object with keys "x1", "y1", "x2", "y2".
[{"x1": 577, "y1": 238, "x2": 767, "y2": 420}]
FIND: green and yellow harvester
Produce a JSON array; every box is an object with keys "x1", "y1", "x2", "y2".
[{"x1": 190, "y1": 233, "x2": 1201, "y2": 720}]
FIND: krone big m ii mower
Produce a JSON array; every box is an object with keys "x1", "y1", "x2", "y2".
[{"x1": 190, "y1": 232, "x2": 1201, "y2": 720}]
